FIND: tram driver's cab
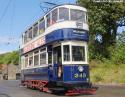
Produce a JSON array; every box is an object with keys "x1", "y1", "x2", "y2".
[{"x1": 48, "y1": 41, "x2": 88, "y2": 82}]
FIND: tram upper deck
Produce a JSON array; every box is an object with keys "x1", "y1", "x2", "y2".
[{"x1": 21, "y1": 4, "x2": 88, "y2": 54}]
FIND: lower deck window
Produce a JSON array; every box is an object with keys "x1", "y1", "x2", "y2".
[
  {"x1": 34, "y1": 55, "x2": 39, "y2": 66},
  {"x1": 25, "y1": 55, "x2": 28, "y2": 67},
  {"x1": 72, "y1": 46, "x2": 85, "y2": 61},
  {"x1": 29, "y1": 56, "x2": 33, "y2": 66},
  {"x1": 40, "y1": 52, "x2": 46, "y2": 65}
]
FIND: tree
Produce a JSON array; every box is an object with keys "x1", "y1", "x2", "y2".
[
  {"x1": 111, "y1": 31, "x2": 125, "y2": 64},
  {"x1": 77, "y1": 0, "x2": 125, "y2": 59},
  {"x1": 0, "y1": 51, "x2": 19, "y2": 65}
]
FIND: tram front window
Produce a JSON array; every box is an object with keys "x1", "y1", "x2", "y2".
[
  {"x1": 72, "y1": 46, "x2": 85, "y2": 61},
  {"x1": 59, "y1": 8, "x2": 69, "y2": 21},
  {"x1": 63, "y1": 45, "x2": 70, "y2": 61},
  {"x1": 70, "y1": 9, "x2": 86, "y2": 23}
]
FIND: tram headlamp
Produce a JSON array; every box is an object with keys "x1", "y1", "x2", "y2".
[{"x1": 78, "y1": 66, "x2": 84, "y2": 72}]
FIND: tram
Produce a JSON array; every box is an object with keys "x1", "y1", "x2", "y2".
[{"x1": 20, "y1": 4, "x2": 96, "y2": 95}]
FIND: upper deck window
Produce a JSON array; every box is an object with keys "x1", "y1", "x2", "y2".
[
  {"x1": 24, "y1": 31, "x2": 28, "y2": 44},
  {"x1": 52, "y1": 9, "x2": 57, "y2": 24},
  {"x1": 46, "y1": 13, "x2": 51, "y2": 27},
  {"x1": 70, "y1": 9, "x2": 86, "y2": 23},
  {"x1": 28, "y1": 28, "x2": 32, "y2": 41},
  {"x1": 33, "y1": 23, "x2": 38, "y2": 38},
  {"x1": 59, "y1": 7, "x2": 69, "y2": 21},
  {"x1": 39, "y1": 18, "x2": 45, "y2": 34}
]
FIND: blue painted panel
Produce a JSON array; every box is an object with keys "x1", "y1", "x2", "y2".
[
  {"x1": 21, "y1": 67, "x2": 49, "y2": 81},
  {"x1": 46, "y1": 28, "x2": 88, "y2": 44},
  {"x1": 48, "y1": 64, "x2": 58, "y2": 81},
  {"x1": 63, "y1": 65, "x2": 89, "y2": 82}
]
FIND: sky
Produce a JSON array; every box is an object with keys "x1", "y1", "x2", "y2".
[
  {"x1": 0, "y1": 0, "x2": 124, "y2": 54},
  {"x1": 0, "y1": 0, "x2": 76, "y2": 54}
]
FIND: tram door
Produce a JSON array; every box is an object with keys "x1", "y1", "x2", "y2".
[{"x1": 53, "y1": 46, "x2": 63, "y2": 80}]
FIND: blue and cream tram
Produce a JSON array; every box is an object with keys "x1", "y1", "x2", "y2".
[{"x1": 20, "y1": 4, "x2": 96, "y2": 95}]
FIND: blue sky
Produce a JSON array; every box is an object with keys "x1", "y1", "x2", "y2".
[
  {"x1": 0, "y1": 0, "x2": 124, "y2": 54},
  {"x1": 0, "y1": 0, "x2": 76, "y2": 54}
]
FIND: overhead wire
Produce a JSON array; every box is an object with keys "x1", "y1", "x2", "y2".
[
  {"x1": 0, "y1": 0, "x2": 12, "y2": 24},
  {"x1": 18, "y1": 6, "x2": 43, "y2": 41},
  {"x1": 8, "y1": 0, "x2": 15, "y2": 45}
]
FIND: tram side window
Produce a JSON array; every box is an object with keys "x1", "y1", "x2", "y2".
[
  {"x1": 52, "y1": 9, "x2": 57, "y2": 24},
  {"x1": 25, "y1": 55, "x2": 28, "y2": 67},
  {"x1": 28, "y1": 28, "x2": 32, "y2": 41},
  {"x1": 40, "y1": 50, "x2": 46, "y2": 65},
  {"x1": 70, "y1": 9, "x2": 86, "y2": 23},
  {"x1": 34, "y1": 51, "x2": 39, "y2": 66},
  {"x1": 46, "y1": 14, "x2": 51, "y2": 27},
  {"x1": 28, "y1": 53, "x2": 33, "y2": 66},
  {"x1": 21, "y1": 56, "x2": 25, "y2": 69},
  {"x1": 22, "y1": 35, "x2": 24, "y2": 44},
  {"x1": 72, "y1": 46, "x2": 85, "y2": 61},
  {"x1": 24, "y1": 32, "x2": 28, "y2": 44},
  {"x1": 59, "y1": 8, "x2": 69, "y2": 21},
  {"x1": 63, "y1": 45, "x2": 70, "y2": 61},
  {"x1": 39, "y1": 19, "x2": 45, "y2": 34},
  {"x1": 33, "y1": 23, "x2": 38, "y2": 38}
]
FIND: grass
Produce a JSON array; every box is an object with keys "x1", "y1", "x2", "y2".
[{"x1": 90, "y1": 60, "x2": 125, "y2": 84}]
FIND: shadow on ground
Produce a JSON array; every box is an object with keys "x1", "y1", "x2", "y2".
[{"x1": 0, "y1": 93, "x2": 11, "y2": 97}]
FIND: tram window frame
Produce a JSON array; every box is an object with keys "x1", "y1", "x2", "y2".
[
  {"x1": 21, "y1": 56, "x2": 25, "y2": 69},
  {"x1": 33, "y1": 23, "x2": 38, "y2": 38},
  {"x1": 63, "y1": 45, "x2": 70, "y2": 62},
  {"x1": 70, "y1": 9, "x2": 86, "y2": 23},
  {"x1": 39, "y1": 18, "x2": 45, "y2": 34},
  {"x1": 72, "y1": 46, "x2": 85, "y2": 62},
  {"x1": 48, "y1": 51, "x2": 52, "y2": 64},
  {"x1": 25, "y1": 55, "x2": 28, "y2": 68},
  {"x1": 24, "y1": 31, "x2": 28, "y2": 44},
  {"x1": 28, "y1": 53, "x2": 33, "y2": 66},
  {"x1": 46, "y1": 13, "x2": 51, "y2": 27},
  {"x1": 40, "y1": 50, "x2": 46, "y2": 65},
  {"x1": 59, "y1": 7, "x2": 69, "y2": 21},
  {"x1": 52, "y1": 9, "x2": 58, "y2": 24},
  {"x1": 34, "y1": 50, "x2": 39, "y2": 66},
  {"x1": 28, "y1": 27, "x2": 33, "y2": 41}
]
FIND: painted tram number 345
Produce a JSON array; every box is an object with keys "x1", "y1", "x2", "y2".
[{"x1": 20, "y1": 4, "x2": 97, "y2": 95}]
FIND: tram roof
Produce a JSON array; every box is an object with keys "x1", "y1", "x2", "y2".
[{"x1": 45, "y1": 4, "x2": 87, "y2": 15}]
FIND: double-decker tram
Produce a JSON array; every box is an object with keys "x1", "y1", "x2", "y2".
[{"x1": 20, "y1": 4, "x2": 96, "y2": 95}]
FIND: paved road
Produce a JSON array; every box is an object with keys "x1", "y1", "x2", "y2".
[{"x1": 0, "y1": 80, "x2": 125, "y2": 97}]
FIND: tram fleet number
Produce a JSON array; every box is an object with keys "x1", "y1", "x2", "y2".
[{"x1": 74, "y1": 73, "x2": 86, "y2": 78}]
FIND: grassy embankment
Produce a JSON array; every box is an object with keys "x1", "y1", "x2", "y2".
[{"x1": 90, "y1": 60, "x2": 125, "y2": 84}]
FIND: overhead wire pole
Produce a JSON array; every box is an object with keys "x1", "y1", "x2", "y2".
[{"x1": 39, "y1": 1, "x2": 58, "y2": 14}]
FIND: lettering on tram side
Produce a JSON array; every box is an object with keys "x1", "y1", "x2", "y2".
[
  {"x1": 74, "y1": 73, "x2": 86, "y2": 78},
  {"x1": 23, "y1": 36, "x2": 45, "y2": 53}
]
